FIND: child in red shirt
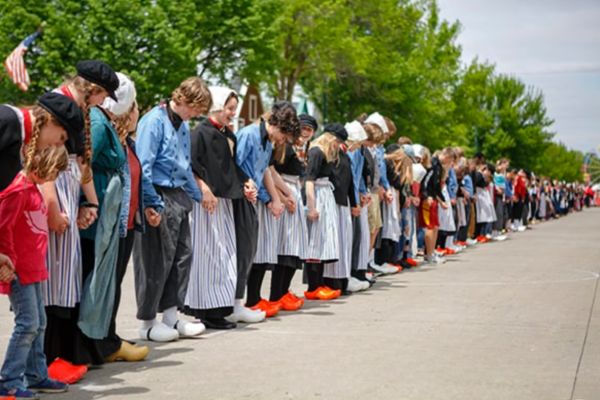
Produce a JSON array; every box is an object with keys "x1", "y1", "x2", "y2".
[{"x1": 0, "y1": 145, "x2": 69, "y2": 398}]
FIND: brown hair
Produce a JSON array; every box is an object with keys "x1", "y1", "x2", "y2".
[
  {"x1": 421, "y1": 147, "x2": 432, "y2": 169},
  {"x1": 384, "y1": 117, "x2": 396, "y2": 137},
  {"x1": 67, "y1": 76, "x2": 106, "y2": 184},
  {"x1": 112, "y1": 102, "x2": 138, "y2": 144},
  {"x1": 363, "y1": 123, "x2": 384, "y2": 144},
  {"x1": 172, "y1": 77, "x2": 212, "y2": 114},
  {"x1": 24, "y1": 145, "x2": 69, "y2": 181},
  {"x1": 397, "y1": 136, "x2": 412, "y2": 145}
]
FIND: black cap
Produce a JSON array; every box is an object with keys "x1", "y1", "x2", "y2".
[
  {"x1": 385, "y1": 143, "x2": 401, "y2": 154},
  {"x1": 299, "y1": 114, "x2": 318, "y2": 131},
  {"x1": 324, "y1": 122, "x2": 348, "y2": 142},
  {"x1": 76, "y1": 60, "x2": 119, "y2": 101},
  {"x1": 37, "y1": 92, "x2": 85, "y2": 154}
]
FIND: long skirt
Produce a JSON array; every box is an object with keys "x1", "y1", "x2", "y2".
[
  {"x1": 184, "y1": 199, "x2": 237, "y2": 316},
  {"x1": 253, "y1": 201, "x2": 280, "y2": 265},
  {"x1": 44, "y1": 156, "x2": 82, "y2": 308},
  {"x1": 277, "y1": 175, "x2": 309, "y2": 260},
  {"x1": 306, "y1": 178, "x2": 339, "y2": 263},
  {"x1": 324, "y1": 204, "x2": 352, "y2": 279},
  {"x1": 357, "y1": 206, "x2": 370, "y2": 271}
]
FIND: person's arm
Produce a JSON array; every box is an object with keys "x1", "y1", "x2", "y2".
[
  {"x1": 0, "y1": 253, "x2": 15, "y2": 283},
  {"x1": 263, "y1": 168, "x2": 283, "y2": 217},
  {"x1": 136, "y1": 116, "x2": 165, "y2": 211},
  {"x1": 39, "y1": 182, "x2": 69, "y2": 234}
]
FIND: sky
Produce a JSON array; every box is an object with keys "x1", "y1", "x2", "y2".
[{"x1": 436, "y1": 0, "x2": 600, "y2": 154}]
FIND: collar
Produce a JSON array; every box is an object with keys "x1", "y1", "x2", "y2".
[
  {"x1": 208, "y1": 117, "x2": 224, "y2": 131},
  {"x1": 165, "y1": 100, "x2": 183, "y2": 131},
  {"x1": 59, "y1": 85, "x2": 75, "y2": 100},
  {"x1": 259, "y1": 119, "x2": 269, "y2": 149},
  {"x1": 19, "y1": 108, "x2": 32, "y2": 145}
]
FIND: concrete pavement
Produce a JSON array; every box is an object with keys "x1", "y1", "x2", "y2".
[{"x1": 1, "y1": 208, "x2": 599, "y2": 400}]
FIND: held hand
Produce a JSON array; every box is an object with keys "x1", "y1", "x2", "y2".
[
  {"x1": 145, "y1": 207, "x2": 162, "y2": 227},
  {"x1": 412, "y1": 197, "x2": 421, "y2": 207},
  {"x1": 244, "y1": 181, "x2": 258, "y2": 203},
  {"x1": 307, "y1": 208, "x2": 320, "y2": 221},
  {"x1": 268, "y1": 199, "x2": 285, "y2": 218},
  {"x1": 427, "y1": 197, "x2": 434, "y2": 207},
  {"x1": 351, "y1": 206, "x2": 361, "y2": 217},
  {"x1": 451, "y1": 198, "x2": 457, "y2": 206},
  {"x1": 285, "y1": 196, "x2": 296, "y2": 214},
  {"x1": 49, "y1": 212, "x2": 70, "y2": 234},
  {"x1": 440, "y1": 202, "x2": 449, "y2": 210},
  {"x1": 378, "y1": 186, "x2": 386, "y2": 201},
  {"x1": 201, "y1": 187, "x2": 218, "y2": 214},
  {"x1": 385, "y1": 189, "x2": 394, "y2": 204}
]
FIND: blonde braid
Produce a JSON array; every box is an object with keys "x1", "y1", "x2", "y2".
[{"x1": 24, "y1": 106, "x2": 48, "y2": 171}]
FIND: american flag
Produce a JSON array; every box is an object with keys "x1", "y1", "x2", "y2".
[{"x1": 4, "y1": 31, "x2": 41, "y2": 91}]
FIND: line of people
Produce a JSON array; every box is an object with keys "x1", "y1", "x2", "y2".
[{"x1": 0, "y1": 61, "x2": 588, "y2": 399}]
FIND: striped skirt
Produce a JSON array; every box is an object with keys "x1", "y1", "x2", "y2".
[
  {"x1": 185, "y1": 198, "x2": 237, "y2": 310},
  {"x1": 357, "y1": 206, "x2": 370, "y2": 271},
  {"x1": 324, "y1": 204, "x2": 352, "y2": 279},
  {"x1": 439, "y1": 187, "x2": 456, "y2": 232},
  {"x1": 44, "y1": 157, "x2": 82, "y2": 308},
  {"x1": 381, "y1": 189, "x2": 402, "y2": 241},
  {"x1": 306, "y1": 178, "x2": 339, "y2": 263},
  {"x1": 277, "y1": 174, "x2": 309, "y2": 259},
  {"x1": 253, "y1": 201, "x2": 280, "y2": 265}
]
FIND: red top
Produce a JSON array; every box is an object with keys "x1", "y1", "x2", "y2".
[
  {"x1": 0, "y1": 173, "x2": 48, "y2": 295},
  {"x1": 514, "y1": 176, "x2": 527, "y2": 200},
  {"x1": 127, "y1": 146, "x2": 141, "y2": 229}
]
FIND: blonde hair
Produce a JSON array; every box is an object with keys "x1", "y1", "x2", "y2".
[
  {"x1": 24, "y1": 145, "x2": 69, "y2": 181},
  {"x1": 421, "y1": 147, "x2": 432, "y2": 169},
  {"x1": 24, "y1": 106, "x2": 59, "y2": 170},
  {"x1": 385, "y1": 148, "x2": 413, "y2": 185},
  {"x1": 172, "y1": 77, "x2": 212, "y2": 114},
  {"x1": 310, "y1": 132, "x2": 339, "y2": 164}
]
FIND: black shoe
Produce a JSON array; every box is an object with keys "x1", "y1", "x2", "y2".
[{"x1": 202, "y1": 317, "x2": 237, "y2": 330}]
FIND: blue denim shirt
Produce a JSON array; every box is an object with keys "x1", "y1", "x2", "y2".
[
  {"x1": 375, "y1": 145, "x2": 390, "y2": 190},
  {"x1": 462, "y1": 174, "x2": 474, "y2": 198},
  {"x1": 505, "y1": 180, "x2": 513, "y2": 199},
  {"x1": 348, "y1": 148, "x2": 367, "y2": 205},
  {"x1": 136, "y1": 105, "x2": 201, "y2": 211},
  {"x1": 236, "y1": 122, "x2": 273, "y2": 204},
  {"x1": 447, "y1": 167, "x2": 458, "y2": 199}
]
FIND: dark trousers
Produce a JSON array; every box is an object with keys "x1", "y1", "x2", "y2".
[
  {"x1": 233, "y1": 198, "x2": 258, "y2": 300},
  {"x1": 134, "y1": 188, "x2": 193, "y2": 321}
]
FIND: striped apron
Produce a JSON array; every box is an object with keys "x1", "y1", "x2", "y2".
[
  {"x1": 306, "y1": 178, "x2": 339, "y2": 262},
  {"x1": 381, "y1": 189, "x2": 401, "y2": 241},
  {"x1": 277, "y1": 174, "x2": 309, "y2": 260},
  {"x1": 185, "y1": 199, "x2": 237, "y2": 310},
  {"x1": 357, "y1": 206, "x2": 370, "y2": 271},
  {"x1": 44, "y1": 156, "x2": 82, "y2": 308},
  {"x1": 253, "y1": 201, "x2": 280, "y2": 264},
  {"x1": 324, "y1": 204, "x2": 352, "y2": 279},
  {"x1": 456, "y1": 198, "x2": 467, "y2": 227}
]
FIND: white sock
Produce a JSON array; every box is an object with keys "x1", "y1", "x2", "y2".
[
  {"x1": 234, "y1": 299, "x2": 245, "y2": 309},
  {"x1": 368, "y1": 249, "x2": 374, "y2": 263},
  {"x1": 162, "y1": 306, "x2": 178, "y2": 327},
  {"x1": 141, "y1": 319, "x2": 156, "y2": 330}
]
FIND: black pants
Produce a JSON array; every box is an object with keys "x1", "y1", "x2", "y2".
[
  {"x1": 306, "y1": 263, "x2": 324, "y2": 291},
  {"x1": 375, "y1": 239, "x2": 397, "y2": 265},
  {"x1": 512, "y1": 200, "x2": 524, "y2": 222},
  {"x1": 350, "y1": 215, "x2": 362, "y2": 272},
  {"x1": 134, "y1": 187, "x2": 193, "y2": 321},
  {"x1": 233, "y1": 198, "x2": 258, "y2": 300}
]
